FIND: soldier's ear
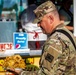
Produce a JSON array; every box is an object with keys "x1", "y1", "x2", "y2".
[{"x1": 48, "y1": 14, "x2": 54, "y2": 24}]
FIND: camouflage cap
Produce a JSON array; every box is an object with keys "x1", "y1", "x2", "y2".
[{"x1": 33, "y1": 1, "x2": 56, "y2": 23}]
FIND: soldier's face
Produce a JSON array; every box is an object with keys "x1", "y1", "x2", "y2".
[{"x1": 37, "y1": 14, "x2": 53, "y2": 34}]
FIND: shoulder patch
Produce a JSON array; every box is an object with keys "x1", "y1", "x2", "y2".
[{"x1": 45, "y1": 53, "x2": 54, "y2": 63}]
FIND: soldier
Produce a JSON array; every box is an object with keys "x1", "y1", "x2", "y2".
[
  {"x1": 32, "y1": 1, "x2": 76, "y2": 75},
  {"x1": 9, "y1": 1, "x2": 76, "y2": 75}
]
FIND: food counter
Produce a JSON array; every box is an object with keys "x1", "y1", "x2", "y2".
[{"x1": 0, "y1": 54, "x2": 40, "y2": 75}]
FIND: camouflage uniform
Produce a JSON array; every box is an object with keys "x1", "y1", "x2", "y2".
[
  {"x1": 38, "y1": 25, "x2": 76, "y2": 75},
  {"x1": 20, "y1": 1, "x2": 76, "y2": 75}
]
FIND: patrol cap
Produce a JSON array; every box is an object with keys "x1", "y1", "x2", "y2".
[{"x1": 33, "y1": 1, "x2": 56, "y2": 23}]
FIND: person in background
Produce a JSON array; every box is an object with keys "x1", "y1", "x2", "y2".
[{"x1": 58, "y1": 0, "x2": 73, "y2": 32}]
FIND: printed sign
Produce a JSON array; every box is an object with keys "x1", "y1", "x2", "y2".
[
  {"x1": 0, "y1": 43, "x2": 13, "y2": 51},
  {"x1": 13, "y1": 32, "x2": 28, "y2": 49}
]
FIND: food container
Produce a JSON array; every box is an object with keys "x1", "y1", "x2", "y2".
[{"x1": 14, "y1": 68, "x2": 22, "y2": 74}]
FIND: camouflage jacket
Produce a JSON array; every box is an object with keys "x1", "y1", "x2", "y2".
[{"x1": 20, "y1": 25, "x2": 76, "y2": 75}]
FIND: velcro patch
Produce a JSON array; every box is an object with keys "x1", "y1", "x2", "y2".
[{"x1": 45, "y1": 53, "x2": 54, "y2": 63}]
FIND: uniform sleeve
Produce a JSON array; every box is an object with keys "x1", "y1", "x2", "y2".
[{"x1": 39, "y1": 37, "x2": 63, "y2": 75}]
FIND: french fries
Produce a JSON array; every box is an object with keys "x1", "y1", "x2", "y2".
[{"x1": 3, "y1": 55, "x2": 26, "y2": 69}]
